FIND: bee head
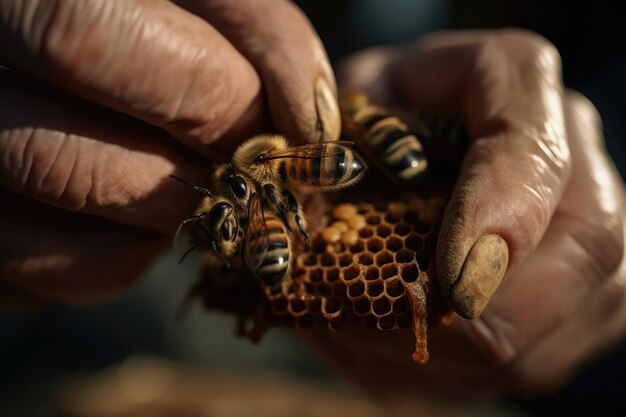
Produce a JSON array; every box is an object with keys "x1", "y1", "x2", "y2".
[{"x1": 213, "y1": 163, "x2": 252, "y2": 207}]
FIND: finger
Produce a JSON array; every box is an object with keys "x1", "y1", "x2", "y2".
[
  {"x1": 463, "y1": 92, "x2": 625, "y2": 365},
  {"x1": 0, "y1": 0, "x2": 264, "y2": 153},
  {"x1": 300, "y1": 325, "x2": 503, "y2": 399},
  {"x1": 391, "y1": 30, "x2": 572, "y2": 318},
  {"x1": 338, "y1": 31, "x2": 573, "y2": 317},
  {"x1": 0, "y1": 69, "x2": 208, "y2": 235},
  {"x1": 506, "y1": 263, "x2": 626, "y2": 394},
  {"x1": 336, "y1": 46, "x2": 403, "y2": 105},
  {"x1": 177, "y1": 0, "x2": 340, "y2": 143},
  {"x1": 1, "y1": 191, "x2": 167, "y2": 305}
]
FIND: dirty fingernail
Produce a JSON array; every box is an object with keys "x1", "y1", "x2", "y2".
[
  {"x1": 315, "y1": 77, "x2": 341, "y2": 141},
  {"x1": 451, "y1": 234, "x2": 509, "y2": 319}
]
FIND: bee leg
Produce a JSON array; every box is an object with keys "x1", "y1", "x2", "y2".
[
  {"x1": 211, "y1": 240, "x2": 232, "y2": 270},
  {"x1": 233, "y1": 240, "x2": 244, "y2": 257},
  {"x1": 178, "y1": 243, "x2": 200, "y2": 264},
  {"x1": 295, "y1": 214, "x2": 311, "y2": 248},
  {"x1": 262, "y1": 183, "x2": 285, "y2": 212},
  {"x1": 282, "y1": 190, "x2": 310, "y2": 246},
  {"x1": 174, "y1": 215, "x2": 203, "y2": 247},
  {"x1": 262, "y1": 183, "x2": 290, "y2": 225}
]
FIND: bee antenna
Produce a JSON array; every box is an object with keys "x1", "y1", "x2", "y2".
[{"x1": 170, "y1": 175, "x2": 212, "y2": 196}]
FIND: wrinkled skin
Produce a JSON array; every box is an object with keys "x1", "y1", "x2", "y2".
[
  {"x1": 0, "y1": 0, "x2": 335, "y2": 304},
  {"x1": 1, "y1": 1, "x2": 625, "y2": 400},
  {"x1": 302, "y1": 29, "x2": 626, "y2": 399}
]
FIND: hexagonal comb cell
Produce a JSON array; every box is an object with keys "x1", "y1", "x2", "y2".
[{"x1": 192, "y1": 192, "x2": 451, "y2": 365}]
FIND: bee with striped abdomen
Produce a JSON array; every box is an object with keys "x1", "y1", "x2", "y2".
[
  {"x1": 243, "y1": 192, "x2": 292, "y2": 288},
  {"x1": 232, "y1": 134, "x2": 367, "y2": 244},
  {"x1": 173, "y1": 133, "x2": 367, "y2": 289},
  {"x1": 232, "y1": 134, "x2": 367, "y2": 193},
  {"x1": 339, "y1": 91, "x2": 428, "y2": 184}
]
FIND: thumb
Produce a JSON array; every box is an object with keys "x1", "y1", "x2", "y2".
[
  {"x1": 340, "y1": 30, "x2": 572, "y2": 318},
  {"x1": 395, "y1": 30, "x2": 571, "y2": 318}
]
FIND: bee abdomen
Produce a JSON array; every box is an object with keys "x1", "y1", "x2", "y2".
[
  {"x1": 286, "y1": 150, "x2": 366, "y2": 190},
  {"x1": 383, "y1": 136, "x2": 427, "y2": 181},
  {"x1": 256, "y1": 217, "x2": 290, "y2": 287},
  {"x1": 349, "y1": 104, "x2": 428, "y2": 183}
]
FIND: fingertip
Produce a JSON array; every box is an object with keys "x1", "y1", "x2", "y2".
[
  {"x1": 565, "y1": 89, "x2": 603, "y2": 135},
  {"x1": 450, "y1": 234, "x2": 509, "y2": 318},
  {"x1": 182, "y1": 0, "x2": 337, "y2": 144},
  {"x1": 314, "y1": 77, "x2": 341, "y2": 142}
]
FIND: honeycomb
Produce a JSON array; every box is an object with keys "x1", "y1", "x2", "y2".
[
  {"x1": 191, "y1": 188, "x2": 452, "y2": 364},
  {"x1": 189, "y1": 94, "x2": 466, "y2": 365}
]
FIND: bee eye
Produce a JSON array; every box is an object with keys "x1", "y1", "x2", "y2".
[{"x1": 231, "y1": 176, "x2": 248, "y2": 199}]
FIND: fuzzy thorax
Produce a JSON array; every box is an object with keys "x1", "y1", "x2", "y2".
[{"x1": 232, "y1": 134, "x2": 288, "y2": 185}]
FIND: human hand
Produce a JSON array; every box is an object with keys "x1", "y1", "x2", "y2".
[
  {"x1": 0, "y1": 0, "x2": 338, "y2": 306},
  {"x1": 304, "y1": 29, "x2": 626, "y2": 398}
]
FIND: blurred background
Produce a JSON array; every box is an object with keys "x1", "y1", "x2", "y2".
[{"x1": 1, "y1": 1, "x2": 624, "y2": 416}]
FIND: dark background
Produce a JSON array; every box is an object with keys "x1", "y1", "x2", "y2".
[
  {"x1": 1, "y1": 1, "x2": 624, "y2": 416},
  {"x1": 295, "y1": 1, "x2": 626, "y2": 415}
]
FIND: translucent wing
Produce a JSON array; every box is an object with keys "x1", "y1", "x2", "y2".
[
  {"x1": 261, "y1": 140, "x2": 354, "y2": 161},
  {"x1": 243, "y1": 192, "x2": 269, "y2": 270}
]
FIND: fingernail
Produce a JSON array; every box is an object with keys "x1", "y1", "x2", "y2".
[
  {"x1": 314, "y1": 77, "x2": 341, "y2": 141},
  {"x1": 451, "y1": 234, "x2": 509, "y2": 319}
]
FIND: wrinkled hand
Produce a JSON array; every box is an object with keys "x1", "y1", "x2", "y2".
[
  {"x1": 304, "y1": 29, "x2": 626, "y2": 398},
  {"x1": 0, "y1": 0, "x2": 337, "y2": 305}
]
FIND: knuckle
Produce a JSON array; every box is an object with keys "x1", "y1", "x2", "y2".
[
  {"x1": 566, "y1": 89, "x2": 604, "y2": 133},
  {"x1": 495, "y1": 28, "x2": 562, "y2": 75},
  {"x1": 499, "y1": 28, "x2": 561, "y2": 60},
  {"x1": 24, "y1": 132, "x2": 88, "y2": 211},
  {"x1": 39, "y1": 0, "x2": 108, "y2": 72},
  {"x1": 163, "y1": 63, "x2": 239, "y2": 145},
  {"x1": 586, "y1": 219, "x2": 624, "y2": 280}
]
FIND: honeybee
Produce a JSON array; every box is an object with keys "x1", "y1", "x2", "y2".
[
  {"x1": 243, "y1": 192, "x2": 292, "y2": 288},
  {"x1": 232, "y1": 134, "x2": 367, "y2": 244},
  {"x1": 172, "y1": 171, "x2": 291, "y2": 288},
  {"x1": 173, "y1": 134, "x2": 367, "y2": 288},
  {"x1": 339, "y1": 91, "x2": 428, "y2": 184},
  {"x1": 232, "y1": 134, "x2": 367, "y2": 192},
  {"x1": 170, "y1": 175, "x2": 241, "y2": 269}
]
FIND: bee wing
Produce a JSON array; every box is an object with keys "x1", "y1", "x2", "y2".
[
  {"x1": 261, "y1": 140, "x2": 355, "y2": 161},
  {"x1": 243, "y1": 192, "x2": 269, "y2": 270}
]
